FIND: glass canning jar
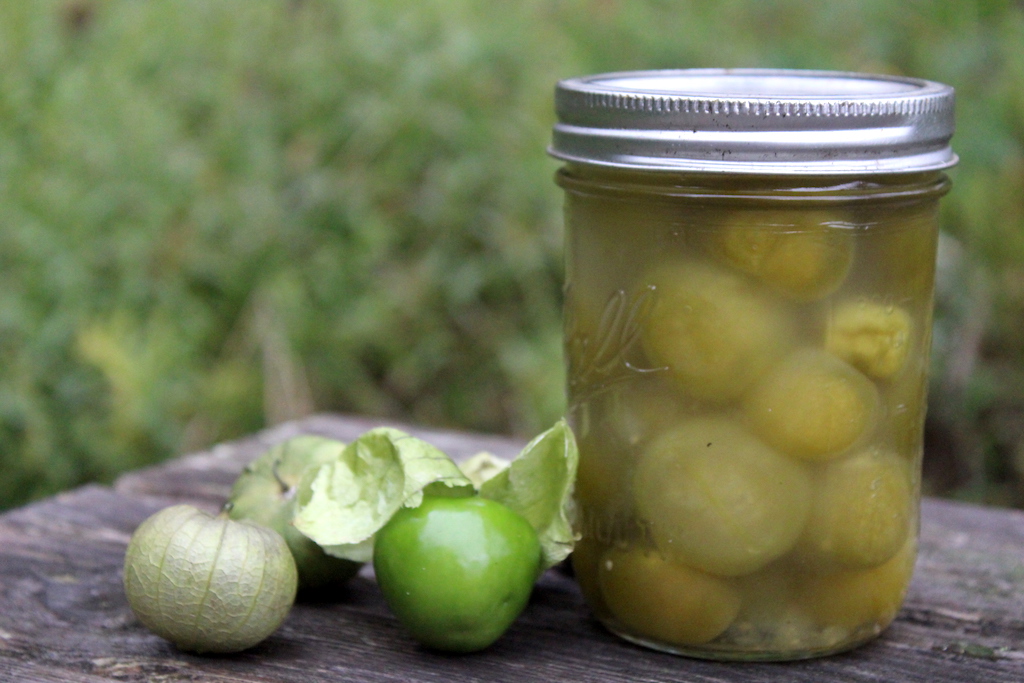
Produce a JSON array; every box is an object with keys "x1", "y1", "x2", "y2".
[{"x1": 550, "y1": 69, "x2": 956, "y2": 661}]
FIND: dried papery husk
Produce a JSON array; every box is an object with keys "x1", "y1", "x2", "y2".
[{"x1": 123, "y1": 504, "x2": 298, "y2": 654}]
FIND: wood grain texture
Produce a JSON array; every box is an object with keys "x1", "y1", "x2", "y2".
[{"x1": 1, "y1": 413, "x2": 1022, "y2": 682}]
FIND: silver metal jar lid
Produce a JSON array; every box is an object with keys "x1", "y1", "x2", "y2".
[{"x1": 550, "y1": 69, "x2": 957, "y2": 175}]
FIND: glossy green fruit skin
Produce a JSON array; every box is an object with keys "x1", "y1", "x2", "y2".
[
  {"x1": 373, "y1": 496, "x2": 541, "y2": 653},
  {"x1": 229, "y1": 436, "x2": 361, "y2": 590},
  {"x1": 123, "y1": 504, "x2": 298, "y2": 654}
]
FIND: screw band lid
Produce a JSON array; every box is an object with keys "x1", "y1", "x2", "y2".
[{"x1": 550, "y1": 69, "x2": 957, "y2": 175}]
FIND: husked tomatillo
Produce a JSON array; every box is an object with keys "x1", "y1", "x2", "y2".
[{"x1": 123, "y1": 504, "x2": 297, "y2": 653}]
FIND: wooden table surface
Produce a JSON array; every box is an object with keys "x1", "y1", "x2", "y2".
[{"x1": 1, "y1": 413, "x2": 1022, "y2": 682}]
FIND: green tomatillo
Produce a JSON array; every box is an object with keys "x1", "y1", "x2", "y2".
[
  {"x1": 228, "y1": 436, "x2": 362, "y2": 591},
  {"x1": 373, "y1": 495, "x2": 542, "y2": 653}
]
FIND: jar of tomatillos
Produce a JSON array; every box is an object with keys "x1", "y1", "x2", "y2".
[{"x1": 550, "y1": 69, "x2": 956, "y2": 661}]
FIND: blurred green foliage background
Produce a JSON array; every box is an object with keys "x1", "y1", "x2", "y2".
[{"x1": 1, "y1": 0, "x2": 1023, "y2": 509}]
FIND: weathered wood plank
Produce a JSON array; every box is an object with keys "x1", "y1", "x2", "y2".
[{"x1": 1, "y1": 413, "x2": 1022, "y2": 682}]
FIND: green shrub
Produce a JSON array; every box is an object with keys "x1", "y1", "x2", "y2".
[{"x1": 0, "y1": 0, "x2": 1022, "y2": 508}]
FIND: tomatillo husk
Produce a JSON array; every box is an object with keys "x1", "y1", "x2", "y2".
[{"x1": 123, "y1": 504, "x2": 298, "y2": 653}]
